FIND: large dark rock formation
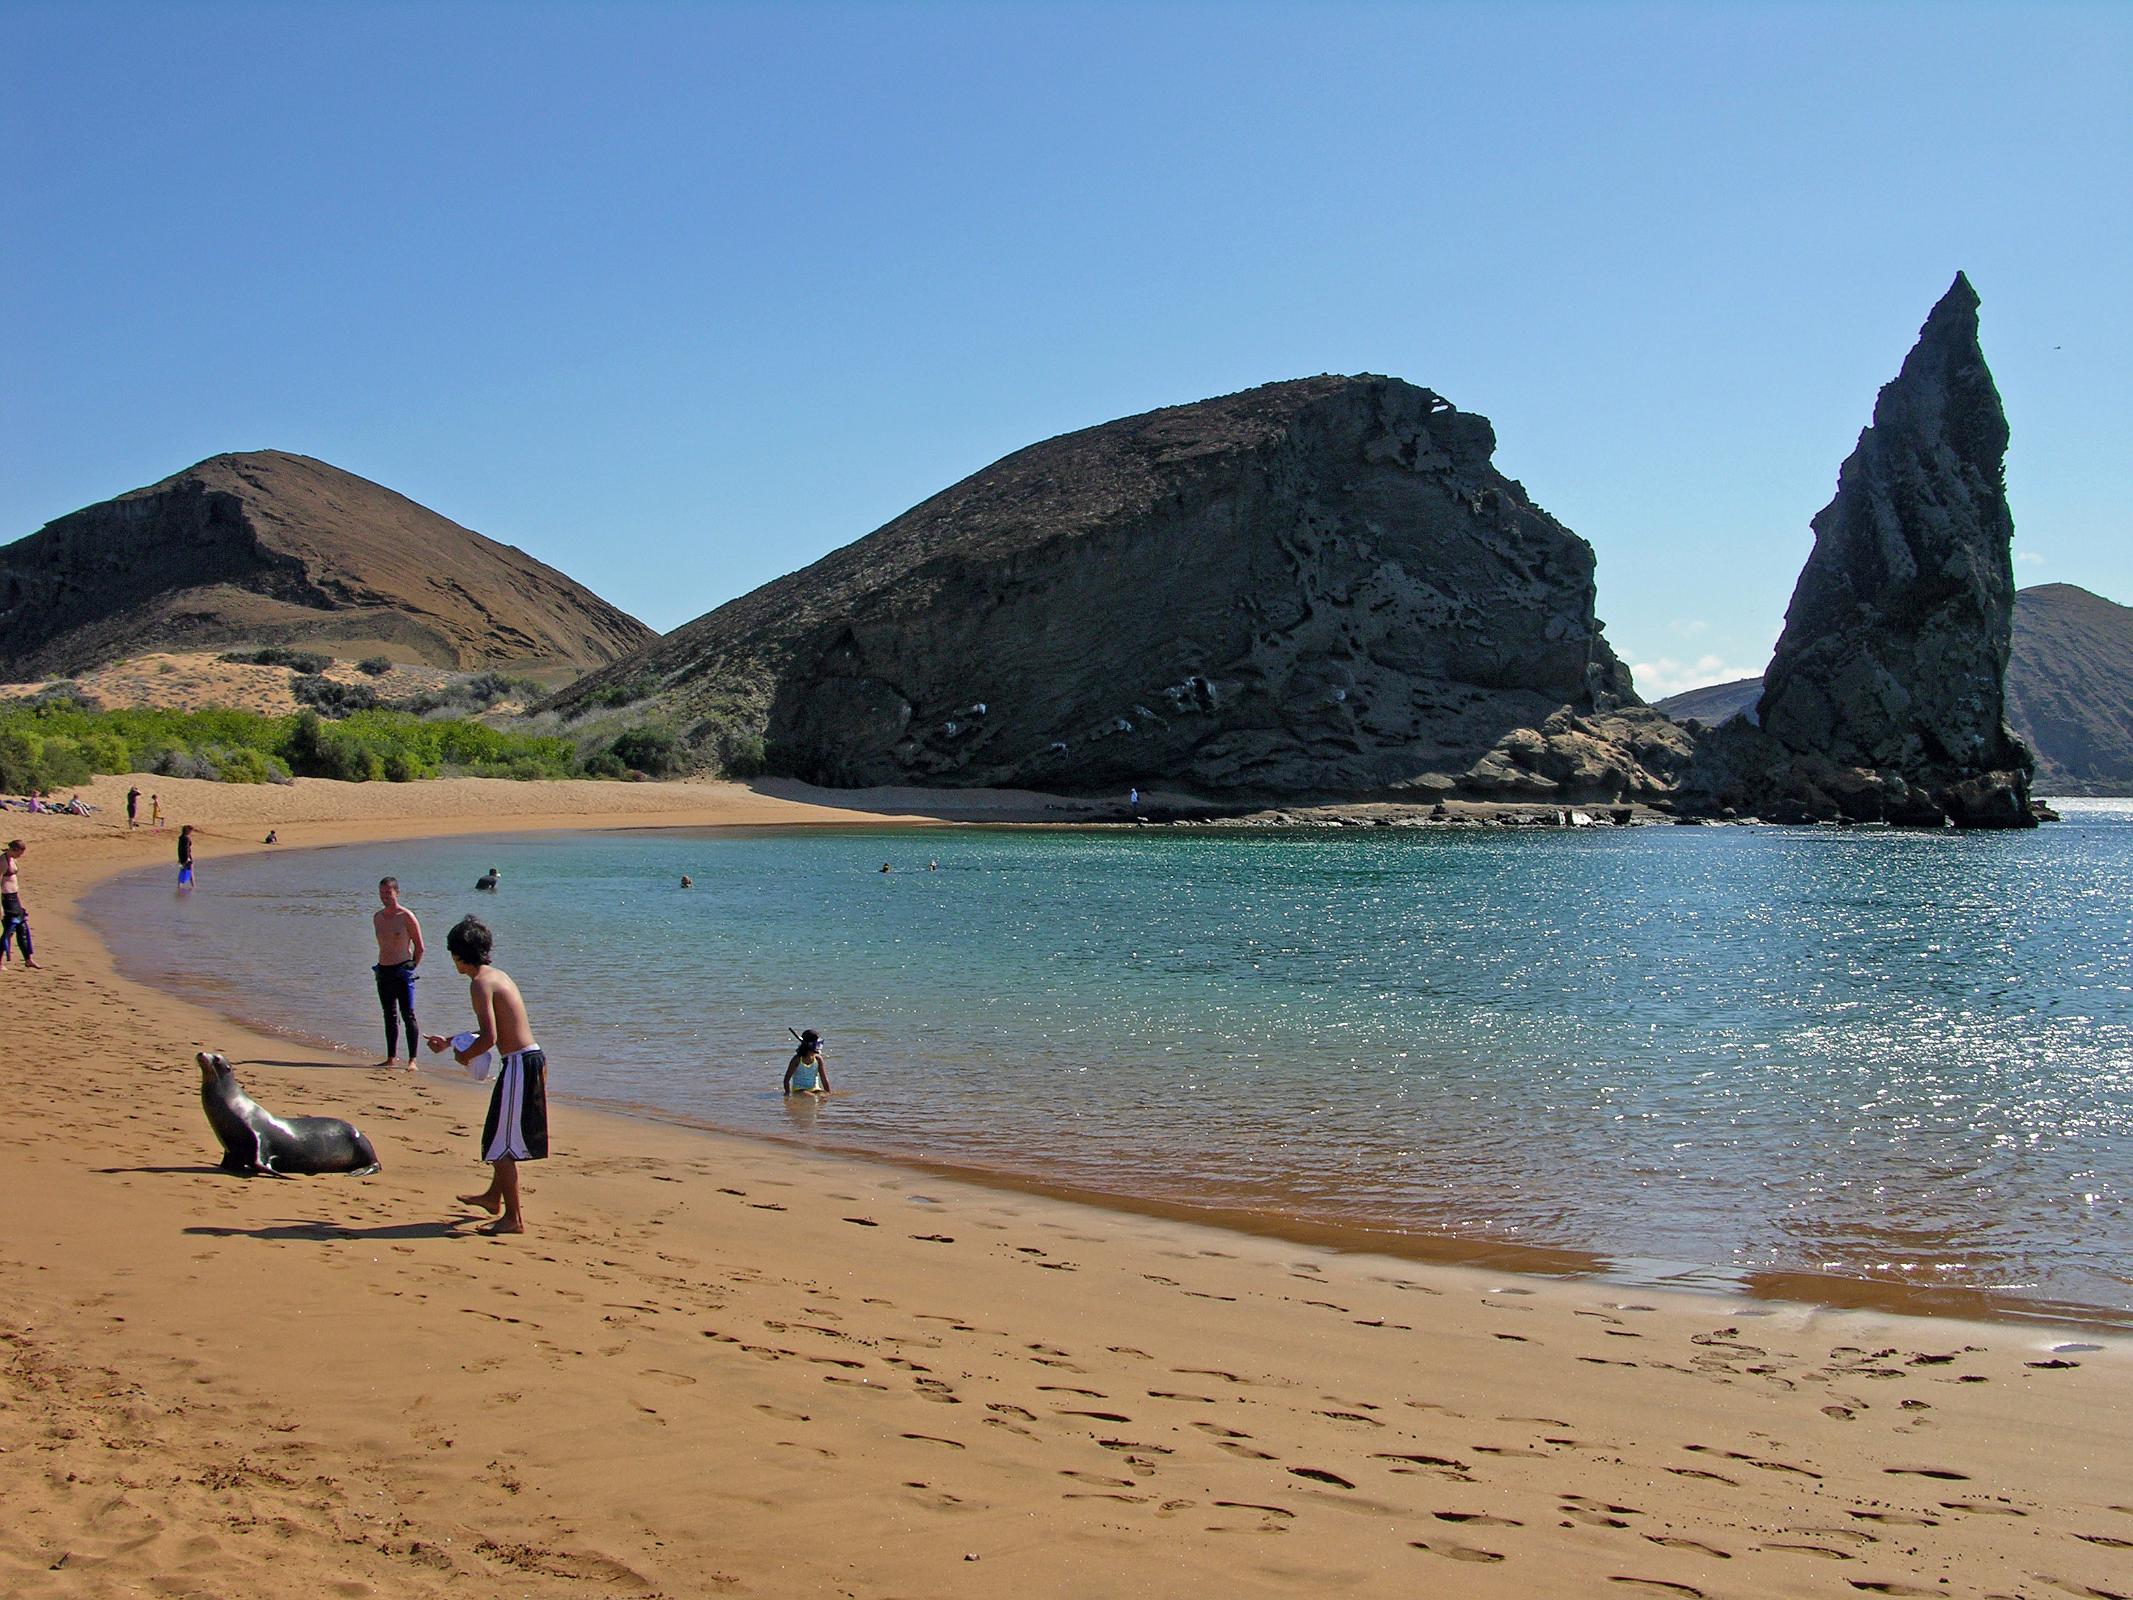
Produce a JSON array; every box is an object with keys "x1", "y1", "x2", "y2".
[
  {"x1": 1681, "y1": 275, "x2": 2034, "y2": 826},
  {"x1": 0, "y1": 451, "x2": 655, "y2": 678},
  {"x1": 1657, "y1": 584, "x2": 2133, "y2": 796},
  {"x1": 554, "y1": 376, "x2": 1690, "y2": 800}
]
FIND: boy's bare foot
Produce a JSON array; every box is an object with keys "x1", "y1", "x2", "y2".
[
  {"x1": 372, "y1": 1058, "x2": 398, "y2": 1068},
  {"x1": 479, "y1": 1217, "x2": 526, "y2": 1235},
  {"x1": 22, "y1": 959, "x2": 41, "y2": 969},
  {"x1": 457, "y1": 1191, "x2": 502, "y2": 1214},
  {"x1": 402, "y1": 1059, "x2": 419, "y2": 1071}
]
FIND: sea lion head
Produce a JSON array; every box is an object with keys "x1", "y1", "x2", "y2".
[{"x1": 196, "y1": 1049, "x2": 234, "y2": 1088}]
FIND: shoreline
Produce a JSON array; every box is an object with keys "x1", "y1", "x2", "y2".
[
  {"x1": 76, "y1": 788, "x2": 2132, "y2": 1335},
  {"x1": 5, "y1": 772, "x2": 2130, "y2": 1597}
]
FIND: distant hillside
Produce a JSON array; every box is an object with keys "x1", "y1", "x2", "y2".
[
  {"x1": 1655, "y1": 584, "x2": 2133, "y2": 795},
  {"x1": 2005, "y1": 583, "x2": 2133, "y2": 795},
  {"x1": 0, "y1": 451, "x2": 654, "y2": 679},
  {"x1": 1650, "y1": 676, "x2": 1761, "y2": 728}
]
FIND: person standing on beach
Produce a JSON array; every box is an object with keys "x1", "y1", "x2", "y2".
[
  {"x1": 425, "y1": 915, "x2": 546, "y2": 1235},
  {"x1": 176, "y1": 824, "x2": 194, "y2": 888},
  {"x1": 150, "y1": 793, "x2": 162, "y2": 829},
  {"x1": 371, "y1": 876, "x2": 425, "y2": 1069},
  {"x1": 1, "y1": 840, "x2": 38, "y2": 969},
  {"x1": 126, "y1": 786, "x2": 140, "y2": 829}
]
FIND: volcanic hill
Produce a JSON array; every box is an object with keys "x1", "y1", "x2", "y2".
[
  {"x1": 554, "y1": 375, "x2": 1691, "y2": 801},
  {"x1": 1657, "y1": 583, "x2": 2133, "y2": 797},
  {"x1": 0, "y1": 451, "x2": 654, "y2": 679}
]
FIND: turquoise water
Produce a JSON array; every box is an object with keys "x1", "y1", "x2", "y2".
[{"x1": 89, "y1": 803, "x2": 2133, "y2": 1321}]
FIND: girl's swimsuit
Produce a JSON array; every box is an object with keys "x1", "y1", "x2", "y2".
[{"x1": 789, "y1": 1061, "x2": 822, "y2": 1091}]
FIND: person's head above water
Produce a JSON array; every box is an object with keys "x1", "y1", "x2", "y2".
[
  {"x1": 378, "y1": 875, "x2": 400, "y2": 906},
  {"x1": 447, "y1": 914, "x2": 492, "y2": 970},
  {"x1": 799, "y1": 1028, "x2": 821, "y2": 1049}
]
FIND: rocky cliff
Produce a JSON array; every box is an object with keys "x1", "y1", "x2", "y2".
[
  {"x1": 1657, "y1": 584, "x2": 2133, "y2": 796},
  {"x1": 554, "y1": 376, "x2": 1690, "y2": 800},
  {"x1": 0, "y1": 451, "x2": 655, "y2": 678},
  {"x1": 1680, "y1": 276, "x2": 2034, "y2": 826}
]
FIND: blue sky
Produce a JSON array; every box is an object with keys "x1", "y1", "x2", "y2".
[{"x1": 5, "y1": 0, "x2": 2127, "y2": 695}]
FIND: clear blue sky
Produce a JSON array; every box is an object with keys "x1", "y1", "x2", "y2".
[{"x1": 5, "y1": 1, "x2": 2127, "y2": 695}]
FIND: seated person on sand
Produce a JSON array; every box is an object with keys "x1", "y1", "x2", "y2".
[{"x1": 784, "y1": 1030, "x2": 831, "y2": 1096}]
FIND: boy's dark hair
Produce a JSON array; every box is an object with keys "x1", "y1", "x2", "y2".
[
  {"x1": 447, "y1": 914, "x2": 493, "y2": 967},
  {"x1": 379, "y1": 875, "x2": 398, "y2": 891}
]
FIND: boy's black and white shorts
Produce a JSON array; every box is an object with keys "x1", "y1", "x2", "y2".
[{"x1": 482, "y1": 1048, "x2": 549, "y2": 1162}]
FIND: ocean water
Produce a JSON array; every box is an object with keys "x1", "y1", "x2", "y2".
[{"x1": 88, "y1": 802, "x2": 2133, "y2": 1323}]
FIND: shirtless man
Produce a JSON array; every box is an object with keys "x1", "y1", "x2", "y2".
[
  {"x1": 371, "y1": 876, "x2": 424, "y2": 1068},
  {"x1": 425, "y1": 915, "x2": 546, "y2": 1235},
  {"x1": 2, "y1": 840, "x2": 38, "y2": 969}
]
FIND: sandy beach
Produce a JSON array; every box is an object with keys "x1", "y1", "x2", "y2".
[{"x1": 2, "y1": 774, "x2": 2127, "y2": 1599}]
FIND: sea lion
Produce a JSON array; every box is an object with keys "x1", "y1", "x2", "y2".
[{"x1": 195, "y1": 1051, "x2": 382, "y2": 1176}]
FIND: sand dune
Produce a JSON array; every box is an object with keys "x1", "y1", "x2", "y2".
[{"x1": 1, "y1": 774, "x2": 2126, "y2": 1597}]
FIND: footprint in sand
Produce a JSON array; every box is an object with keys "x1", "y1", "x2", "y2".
[
  {"x1": 1436, "y1": 1512, "x2": 1523, "y2": 1528},
  {"x1": 1882, "y1": 1466, "x2": 1968, "y2": 1481},
  {"x1": 1645, "y1": 1535, "x2": 1729, "y2": 1558},
  {"x1": 1288, "y1": 1467, "x2": 1355, "y2": 1489},
  {"x1": 1760, "y1": 1541, "x2": 1855, "y2": 1560},
  {"x1": 1410, "y1": 1541, "x2": 1504, "y2": 1563},
  {"x1": 1606, "y1": 1581, "x2": 1704, "y2": 1598}
]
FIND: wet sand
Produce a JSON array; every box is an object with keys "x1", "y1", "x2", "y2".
[{"x1": 2, "y1": 772, "x2": 2128, "y2": 1598}]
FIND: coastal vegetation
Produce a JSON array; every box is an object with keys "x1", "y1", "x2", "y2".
[{"x1": 0, "y1": 697, "x2": 601, "y2": 788}]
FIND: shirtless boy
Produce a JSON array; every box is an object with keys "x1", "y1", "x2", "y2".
[
  {"x1": 2, "y1": 840, "x2": 38, "y2": 969},
  {"x1": 425, "y1": 915, "x2": 546, "y2": 1235},
  {"x1": 371, "y1": 876, "x2": 424, "y2": 1068}
]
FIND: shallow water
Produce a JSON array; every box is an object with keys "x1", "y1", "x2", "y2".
[{"x1": 89, "y1": 802, "x2": 2133, "y2": 1321}]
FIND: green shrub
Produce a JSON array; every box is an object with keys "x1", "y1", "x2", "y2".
[
  {"x1": 0, "y1": 729, "x2": 42, "y2": 792},
  {"x1": 222, "y1": 646, "x2": 333, "y2": 674},
  {"x1": 606, "y1": 724, "x2": 690, "y2": 777},
  {"x1": 357, "y1": 655, "x2": 394, "y2": 676},
  {"x1": 293, "y1": 675, "x2": 382, "y2": 716}
]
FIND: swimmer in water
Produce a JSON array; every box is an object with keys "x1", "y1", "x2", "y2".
[{"x1": 783, "y1": 1029, "x2": 831, "y2": 1096}]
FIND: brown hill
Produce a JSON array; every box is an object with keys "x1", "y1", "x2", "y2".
[
  {"x1": 0, "y1": 451, "x2": 654, "y2": 678},
  {"x1": 553, "y1": 375, "x2": 1691, "y2": 801},
  {"x1": 1656, "y1": 585, "x2": 2133, "y2": 796}
]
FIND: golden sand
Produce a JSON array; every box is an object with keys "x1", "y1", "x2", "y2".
[{"x1": 1, "y1": 772, "x2": 2126, "y2": 1597}]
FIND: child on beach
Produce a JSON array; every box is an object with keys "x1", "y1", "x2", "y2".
[
  {"x1": 784, "y1": 1029, "x2": 831, "y2": 1095},
  {"x1": 176, "y1": 824, "x2": 194, "y2": 888},
  {"x1": 425, "y1": 915, "x2": 546, "y2": 1235},
  {"x1": 371, "y1": 876, "x2": 424, "y2": 1069},
  {"x1": 150, "y1": 793, "x2": 162, "y2": 829},
  {"x1": 2, "y1": 840, "x2": 37, "y2": 969}
]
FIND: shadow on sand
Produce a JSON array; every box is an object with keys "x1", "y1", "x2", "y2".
[{"x1": 184, "y1": 1220, "x2": 472, "y2": 1242}]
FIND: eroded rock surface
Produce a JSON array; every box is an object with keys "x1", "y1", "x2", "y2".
[
  {"x1": 1682, "y1": 275, "x2": 2034, "y2": 826},
  {"x1": 556, "y1": 376, "x2": 1689, "y2": 801}
]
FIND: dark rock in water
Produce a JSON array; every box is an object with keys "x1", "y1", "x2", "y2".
[
  {"x1": 1656, "y1": 583, "x2": 2133, "y2": 797},
  {"x1": 1681, "y1": 275, "x2": 2033, "y2": 827},
  {"x1": 0, "y1": 451, "x2": 654, "y2": 678},
  {"x1": 555, "y1": 375, "x2": 1690, "y2": 801}
]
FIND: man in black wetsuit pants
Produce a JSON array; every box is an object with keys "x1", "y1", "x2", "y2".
[{"x1": 371, "y1": 875, "x2": 425, "y2": 1069}]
